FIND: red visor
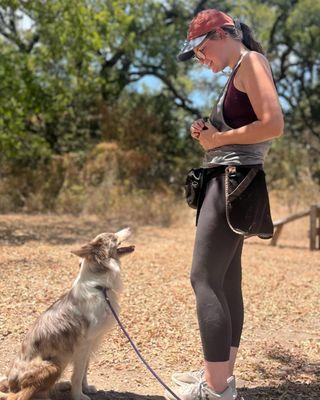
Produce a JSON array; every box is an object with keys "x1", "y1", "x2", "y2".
[
  {"x1": 177, "y1": 9, "x2": 235, "y2": 62},
  {"x1": 188, "y1": 9, "x2": 234, "y2": 40}
]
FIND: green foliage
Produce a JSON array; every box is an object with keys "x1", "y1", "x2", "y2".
[{"x1": 0, "y1": 0, "x2": 319, "y2": 213}]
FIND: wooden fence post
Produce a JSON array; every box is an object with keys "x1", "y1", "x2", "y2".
[
  {"x1": 270, "y1": 209, "x2": 310, "y2": 247},
  {"x1": 270, "y1": 205, "x2": 320, "y2": 249},
  {"x1": 310, "y1": 205, "x2": 320, "y2": 250}
]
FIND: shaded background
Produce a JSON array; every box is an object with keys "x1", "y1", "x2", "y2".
[{"x1": 0, "y1": 0, "x2": 319, "y2": 221}]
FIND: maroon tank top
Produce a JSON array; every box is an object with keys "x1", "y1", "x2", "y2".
[{"x1": 223, "y1": 63, "x2": 258, "y2": 129}]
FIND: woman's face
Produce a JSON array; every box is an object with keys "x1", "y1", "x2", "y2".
[{"x1": 193, "y1": 32, "x2": 229, "y2": 72}]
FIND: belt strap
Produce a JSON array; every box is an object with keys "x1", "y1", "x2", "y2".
[{"x1": 226, "y1": 166, "x2": 260, "y2": 202}]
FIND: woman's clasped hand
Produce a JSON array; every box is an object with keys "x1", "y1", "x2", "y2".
[{"x1": 190, "y1": 118, "x2": 225, "y2": 150}]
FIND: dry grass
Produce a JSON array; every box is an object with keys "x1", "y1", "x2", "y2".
[{"x1": 0, "y1": 192, "x2": 319, "y2": 400}]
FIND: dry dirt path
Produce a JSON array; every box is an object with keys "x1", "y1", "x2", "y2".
[{"x1": 0, "y1": 203, "x2": 319, "y2": 399}]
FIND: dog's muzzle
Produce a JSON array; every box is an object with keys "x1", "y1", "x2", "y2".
[{"x1": 117, "y1": 245, "x2": 135, "y2": 255}]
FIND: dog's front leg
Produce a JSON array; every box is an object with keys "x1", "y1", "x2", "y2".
[
  {"x1": 33, "y1": 389, "x2": 50, "y2": 400},
  {"x1": 82, "y1": 360, "x2": 97, "y2": 395},
  {"x1": 71, "y1": 350, "x2": 91, "y2": 400}
]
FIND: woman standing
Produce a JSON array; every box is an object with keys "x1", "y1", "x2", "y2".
[{"x1": 165, "y1": 8, "x2": 284, "y2": 400}]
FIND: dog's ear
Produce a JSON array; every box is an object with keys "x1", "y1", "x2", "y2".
[
  {"x1": 115, "y1": 227, "x2": 131, "y2": 244},
  {"x1": 71, "y1": 238, "x2": 111, "y2": 268},
  {"x1": 70, "y1": 243, "x2": 94, "y2": 258}
]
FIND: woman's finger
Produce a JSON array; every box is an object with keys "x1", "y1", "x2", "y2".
[
  {"x1": 190, "y1": 125, "x2": 202, "y2": 133},
  {"x1": 191, "y1": 124, "x2": 205, "y2": 133},
  {"x1": 191, "y1": 131, "x2": 200, "y2": 140},
  {"x1": 193, "y1": 121, "x2": 205, "y2": 129}
]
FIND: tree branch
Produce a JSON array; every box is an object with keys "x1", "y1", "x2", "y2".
[
  {"x1": 128, "y1": 68, "x2": 202, "y2": 118},
  {"x1": 0, "y1": 8, "x2": 39, "y2": 53}
]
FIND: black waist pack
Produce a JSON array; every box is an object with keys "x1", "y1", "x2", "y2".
[
  {"x1": 184, "y1": 167, "x2": 205, "y2": 209},
  {"x1": 185, "y1": 165, "x2": 274, "y2": 239},
  {"x1": 185, "y1": 166, "x2": 225, "y2": 209}
]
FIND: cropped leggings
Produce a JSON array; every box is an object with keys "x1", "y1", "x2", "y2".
[{"x1": 190, "y1": 171, "x2": 244, "y2": 362}]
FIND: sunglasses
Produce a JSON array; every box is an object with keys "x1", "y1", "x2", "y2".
[{"x1": 193, "y1": 36, "x2": 211, "y2": 62}]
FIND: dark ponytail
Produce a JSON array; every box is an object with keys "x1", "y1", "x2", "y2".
[
  {"x1": 239, "y1": 22, "x2": 278, "y2": 92},
  {"x1": 239, "y1": 22, "x2": 265, "y2": 55},
  {"x1": 220, "y1": 23, "x2": 278, "y2": 92}
]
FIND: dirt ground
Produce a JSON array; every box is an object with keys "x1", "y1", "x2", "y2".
[{"x1": 0, "y1": 195, "x2": 319, "y2": 400}]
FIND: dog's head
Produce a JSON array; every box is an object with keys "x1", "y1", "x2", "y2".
[{"x1": 71, "y1": 227, "x2": 135, "y2": 271}]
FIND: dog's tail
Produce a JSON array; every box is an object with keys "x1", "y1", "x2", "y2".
[
  {"x1": 6, "y1": 387, "x2": 36, "y2": 400},
  {"x1": 0, "y1": 376, "x2": 9, "y2": 400},
  {"x1": 0, "y1": 376, "x2": 9, "y2": 392},
  {"x1": 0, "y1": 375, "x2": 29, "y2": 400},
  {"x1": 0, "y1": 359, "x2": 61, "y2": 400}
]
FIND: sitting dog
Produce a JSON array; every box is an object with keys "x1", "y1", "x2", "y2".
[{"x1": 0, "y1": 228, "x2": 135, "y2": 400}]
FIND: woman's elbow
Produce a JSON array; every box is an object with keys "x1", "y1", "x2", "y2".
[{"x1": 269, "y1": 114, "x2": 285, "y2": 137}]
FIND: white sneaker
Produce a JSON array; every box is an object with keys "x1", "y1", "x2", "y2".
[
  {"x1": 171, "y1": 368, "x2": 205, "y2": 386},
  {"x1": 171, "y1": 370, "x2": 237, "y2": 399},
  {"x1": 164, "y1": 380, "x2": 234, "y2": 400}
]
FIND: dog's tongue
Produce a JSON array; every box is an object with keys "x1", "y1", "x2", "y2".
[{"x1": 117, "y1": 245, "x2": 135, "y2": 254}]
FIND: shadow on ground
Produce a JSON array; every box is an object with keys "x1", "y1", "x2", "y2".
[
  {"x1": 50, "y1": 380, "x2": 320, "y2": 400},
  {"x1": 239, "y1": 381, "x2": 320, "y2": 399},
  {"x1": 0, "y1": 217, "x2": 138, "y2": 246},
  {"x1": 51, "y1": 389, "x2": 163, "y2": 400}
]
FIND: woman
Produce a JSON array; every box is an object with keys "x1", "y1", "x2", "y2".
[{"x1": 165, "y1": 8, "x2": 284, "y2": 400}]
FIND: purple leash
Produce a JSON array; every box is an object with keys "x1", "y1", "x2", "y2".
[{"x1": 97, "y1": 285, "x2": 182, "y2": 400}]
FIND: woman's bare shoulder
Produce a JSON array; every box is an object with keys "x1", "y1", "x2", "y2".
[
  {"x1": 241, "y1": 51, "x2": 272, "y2": 74},
  {"x1": 237, "y1": 51, "x2": 273, "y2": 89}
]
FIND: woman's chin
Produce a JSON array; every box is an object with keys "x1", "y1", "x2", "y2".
[
  {"x1": 210, "y1": 63, "x2": 218, "y2": 72},
  {"x1": 203, "y1": 60, "x2": 220, "y2": 72},
  {"x1": 208, "y1": 61, "x2": 220, "y2": 72}
]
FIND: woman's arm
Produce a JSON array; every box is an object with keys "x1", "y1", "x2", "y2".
[{"x1": 218, "y1": 51, "x2": 284, "y2": 146}]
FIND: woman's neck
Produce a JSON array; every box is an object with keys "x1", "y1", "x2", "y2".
[{"x1": 228, "y1": 43, "x2": 249, "y2": 69}]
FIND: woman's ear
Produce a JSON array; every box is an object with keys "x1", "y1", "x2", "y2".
[{"x1": 216, "y1": 27, "x2": 227, "y2": 39}]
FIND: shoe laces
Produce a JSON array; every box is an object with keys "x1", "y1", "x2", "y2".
[
  {"x1": 183, "y1": 381, "x2": 205, "y2": 399},
  {"x1": 199, "y1": 368, "x2": 205, "y2": 380},
  {"x1": 198, "y1": 381, "x2": 213, "y2": 399}
]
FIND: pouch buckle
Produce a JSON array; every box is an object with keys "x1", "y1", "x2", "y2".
[{"x1": 225, "y1": 165, "x2": 237, "y2": 174}]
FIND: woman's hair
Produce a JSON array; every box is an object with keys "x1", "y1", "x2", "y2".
[
  {"x1": 206, "y1": 23, "x2": 265, "y2": 55},
  {"x1": 206, "y1": 22, "x2": 278, "y2": 92}
]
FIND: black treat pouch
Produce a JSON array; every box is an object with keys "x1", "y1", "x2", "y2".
[{"x1": 224, "y1": 165, "x2": 274, "y2": 239}]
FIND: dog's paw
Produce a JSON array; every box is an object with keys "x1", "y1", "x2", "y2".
[
  {"x1": 71, "y1": 392, "x2": 91, "y2": 400},
  {"x1": 32, "y1": 391, "x2": 51, "y2": 400},
  {"x1": 82, "y1": 385, "x2": 97, "y2": 394},
  {"x1": 54, "y1": 381, "x2": 72, "y2": 392},
  {"x1": 0, "y1": 391, "x2": 8, "y2": 400}
]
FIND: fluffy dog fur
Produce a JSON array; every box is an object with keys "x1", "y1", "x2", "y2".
[{"x1": 0, "y1": 228, "x2": 135, "y2": 400}]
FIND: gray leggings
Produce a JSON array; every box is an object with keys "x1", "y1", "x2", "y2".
[{"x1": 190, "y1": 171, "x2": 244, "y2": 362}]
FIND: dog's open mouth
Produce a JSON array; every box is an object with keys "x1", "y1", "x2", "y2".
[{"x1": 117, "y1": 245, "x2": 135, "y2": 255}]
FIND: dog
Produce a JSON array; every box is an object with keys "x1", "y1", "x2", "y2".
[{"x1": 0, "y1": 228, "x2": 135, "y2": 400}]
